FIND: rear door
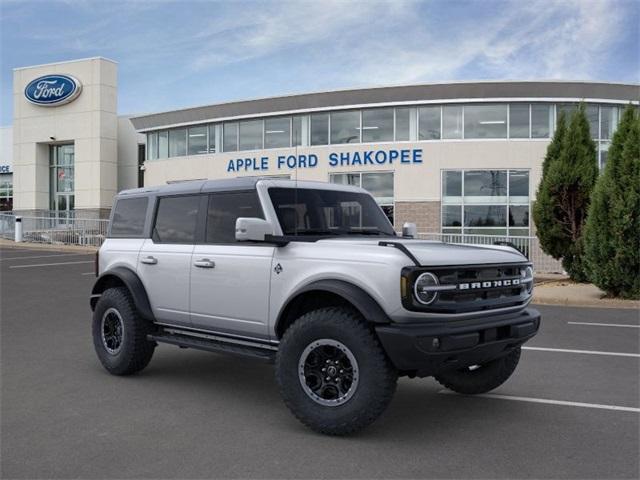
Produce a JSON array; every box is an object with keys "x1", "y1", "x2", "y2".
[
  {"x1": 190, "y1": 191, "x2": 274, "y2": 340},
  {"x1": 137, "y1": 194, "x2": 202, "y2": 326}
]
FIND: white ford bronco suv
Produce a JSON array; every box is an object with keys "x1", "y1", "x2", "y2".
[{"x1": 91, "y1": 178, "x2": 540, "y2": 435}]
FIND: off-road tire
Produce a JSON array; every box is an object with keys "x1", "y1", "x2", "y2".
[
  {"x1": 276, "y1": 307, "x2": 398, "y2": 435},
  {"x1": 92, "y1": 287, "x2": 155, "y2": 375},
  {"x1": 434, "y1": 347, "x2": 521, "y2": 394}
]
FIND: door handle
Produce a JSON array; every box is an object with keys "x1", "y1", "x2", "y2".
[
  {"x1": 140, "y1": 256, "x2": 158, "y2": 265},
  {"x1": 194, "y1": 258, "x2": 215, "y2": 269}
]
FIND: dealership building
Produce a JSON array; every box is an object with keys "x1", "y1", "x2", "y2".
[{"x1": 5, "y1": 57, "x2": 638, "y2": 237}]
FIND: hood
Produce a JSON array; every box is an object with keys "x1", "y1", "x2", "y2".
[{"x1": 315, "y1": 238, "x2": 527, "y2": 266}]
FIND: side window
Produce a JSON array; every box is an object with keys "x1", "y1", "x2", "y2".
[
  {"x1": 110, "y1": 197, "x2": 148, "y2": 237},
  {"x1": 153, "y1": 195, "x2": 200, "y2": 244},
  {"x1": 206, "y1": 192, "x2": 263, "y2": 244}
]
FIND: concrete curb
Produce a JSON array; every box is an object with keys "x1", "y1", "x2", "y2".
[
  {"x1": 0, "y1": 239, "x2": 97, "y2": 253},
  {"x1": 533, "y1": 281, "x2": 639, "y2": 310}
]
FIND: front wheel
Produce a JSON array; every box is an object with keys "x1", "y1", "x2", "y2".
[
  {"x1": 434, "y1": 347, "x2": 521, "y2": 394},
  {"x1": 275, "y1": 307, "x2": 398, "y2": 435}
]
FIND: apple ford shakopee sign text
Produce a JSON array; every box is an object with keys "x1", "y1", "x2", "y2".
[{"x1": 24, "y1": 75, "x2": 82, "y2": 106}]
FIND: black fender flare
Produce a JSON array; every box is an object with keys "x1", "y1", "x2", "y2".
[
  {"x1": 276, "y1": 279, "x2": 391, "y2": 336},
  {"x1": 90, "y1": 267, "x2": 155, "y2": 321}
]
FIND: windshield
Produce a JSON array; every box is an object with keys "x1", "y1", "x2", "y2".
[{"x1": 268, "y1": 187, "x2": 396, "y2": 237}]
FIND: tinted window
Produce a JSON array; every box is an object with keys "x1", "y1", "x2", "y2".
[
  {"x1": 265, "y1": 117, "x2": 291, "y2": 149},
  {"x1": 206, "y1": 192, "x2": 263, "y2": 244},
  {"x1": 268, "y1": 188, "x2": 395, "y2": 236},
  {"x1": 153, "y1": 195, "x2": 200, "y2": 244},
  {"x1": 239, "y1": 120, "x2": 263, "y2": 150},
  {"x1": 330, "y1": 111, "x2": 360, "y2": 144},
  {"x1": 169, "y1": 128, "x2": 187, "y2": 157},
  {"x1": 310, "y1": 114, "x2": 329, "y2": 145},
  {"x1": 464, "y1": 104, "x2": 507, "y2": 139},
  {"x1": 187, "y1": 126, "x2": 207, "y2": 155},
  {"x1": 442, "y1": 106, "x2": 463, "y2": 139},
  {"x1": 110, "y1": 197, "x2": 148, "y2": 237},
  {"x1": 223, "y1": 122, "x2": 238, "y2": 152}
]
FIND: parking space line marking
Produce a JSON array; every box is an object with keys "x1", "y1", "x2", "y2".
[
  {"x1": 523, "y1": 346, "x2": 640, "y2": 358},
  {"x1": 568, "y1": 321, "x2": 640, "y2": 329},
  {"x1": 9, "y1": 260, "x2": 94, "y2": 269},
  {"x1": 1, "y1": 253, "x2": 91, "y2": 261},
  {"x1": 438, "y1": 390, "x2": 640, "y2": 413}
]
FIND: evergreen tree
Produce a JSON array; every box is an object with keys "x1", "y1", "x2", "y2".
[
  {"x1": 533, "y1": 104, "x2": 598, "y2": 281},
  {"x1": 532, "y1": 112, "x2": 567, "y2": 259},
  {"x1": 584, "y1": 106, "x2": 640, "y2": 298}
]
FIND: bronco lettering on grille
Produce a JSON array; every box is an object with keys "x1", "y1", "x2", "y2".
[{"x1": 458, "y1": 278, "x2": 521, "y2": 290}]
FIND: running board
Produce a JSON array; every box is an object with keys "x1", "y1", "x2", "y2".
[{"x1": 148, "y1": 332, "x2": 276, "y2": 363}]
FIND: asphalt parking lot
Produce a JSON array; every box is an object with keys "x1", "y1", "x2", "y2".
[{"x1": 1, "y1": 245, "x2": 638, "y2": 479}]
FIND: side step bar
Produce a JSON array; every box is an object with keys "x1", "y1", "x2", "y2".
[{"x1": 148, "y1": 331, "x2": 276, "y2": 363}]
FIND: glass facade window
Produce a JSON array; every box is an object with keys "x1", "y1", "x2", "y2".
[
  {"x1": 509, "y1": 104, "x2": 529, "y2": 138},
  {"x1": 531, "y1": 104, "x2": 552, "y2": 138},
  {"x1": 395, "y1": 107, "x2": 411, "y2": 141},
  {"x1": 509, "y1": 170, "x2": 529, "y2": 201},
  {"x1": 362, "y1": 108, "x2": 393, "y2": 143},
  {"x1": 187, "y1": 126, "x2": 208, "y2": 155},
  {"x1": 442, "y1": 205, "x2": 462, "y2": 227},
  {"x1": 0, "y1": 173, "x2": 12, "y2": 211},
  {"x1": 442, "y1": 105, "x2": 463, "y2": 139},
  {"x1": 49, "y1": 144, "x2": 75, "y2": 216},
  {"x1": 600, "y1": 106, "x2": 619, "y2": 140},
  {"x1": 464, "y1": 205, "x2": 506, "y2": 227},
  {"x1": 223, "y1": 122, "x2": 238, "y2": 152},
  {"x1": 239, "y1": 120, "x2": 263, "y2": 150},
  {"x1": 586, "y1": 104, "x2": 599, "y2": 139},
  {"x1": 441, "y1": 169, "x2": 530, "y2": 236},
  {"x1": 310, "y1": 113, "x2": 329, "y2": 145},
  {"x1": 330, "y1": 110, "x2": 360, "y2": 144},
  {"x1": 264, "y1": 117, "x2": 291, "y2": 149},
  {"x1": 147, "y1": 132, "x2": 158, "y2": 160},
  {"x1": 442, "y1": 170, "x2": 462, "y2": 200},
  {"x1": 292, "y1": 116, "x2": 303, "y2": 146},
  {"x1": 169, "y1": 128, "x2": 187, "y2": 157},
  {"x1": 419, "y1": 106, "x2": 441, "y2": 140},
  {"x1": 463, "y1": 170, "x2": 507, "y2": 202},
  {"x1": 464, "y1": 104, "x2": 507, "y2": 139},
  {"x1": 158, "y1": 131, "x2": 168, "y2": 159},
  {"x1": 208, "y1": 124, "x2": 217, "y2": 153},
  {"x1": 329, "y1": 171, "x2": 394, "y2": 225}
]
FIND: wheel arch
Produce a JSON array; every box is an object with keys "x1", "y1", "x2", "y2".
[
  {"x1": 90, "y1": 267, "x2": 154, "y2": 321},
  {"x1": 274, "y1": 279, "x2": 390, "y2": 339}
]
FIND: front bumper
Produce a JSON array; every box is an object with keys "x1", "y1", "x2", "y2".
[{"x1": 375, "y1": 308, "x2": 540, "y2": 377}]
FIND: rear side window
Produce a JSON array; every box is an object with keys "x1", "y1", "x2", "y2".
[
  {"x1": 153, "y1": 195, "x2": 200, "y2": 244},
  {"x1": 206, "y1": 192, "x2": 263, "y2": 243},
  {"x1": 110, "y1": 197, "x2": 148, "y2": 237}
]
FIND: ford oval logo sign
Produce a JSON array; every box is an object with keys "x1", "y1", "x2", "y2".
[{"x1": 24, "y1": 74, "x2": 82, "y2": 106}]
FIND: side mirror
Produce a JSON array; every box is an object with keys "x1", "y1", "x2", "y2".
[
  {"x1": 235, "y1": 217, "x2": 273, "y2": 242},
  {"x1": 402, "y1": 222, "x2": 417, "y2": 239}
]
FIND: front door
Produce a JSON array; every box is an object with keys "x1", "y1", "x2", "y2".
[
  {"x1": 189, "y1": 191, "x2": 274, "y2": 340},
  {"x1": 137, "y1": 194, "x2": 201, "y2": 326}
]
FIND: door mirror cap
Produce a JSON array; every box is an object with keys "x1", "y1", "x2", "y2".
[
  {"x1": 235, "y1": 217, "x2": 273, "y2": 242},
  {"x1": 402, "y1": 222, "x2": 417, "y2": 239}
]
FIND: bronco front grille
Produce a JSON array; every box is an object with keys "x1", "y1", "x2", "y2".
[{"x1": 402, "y1": 263, "x2": 533, "y2": 314}]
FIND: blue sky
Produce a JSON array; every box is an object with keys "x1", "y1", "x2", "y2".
[{"x1": 1, "y1": 0, "x2": 638, "y2": 126}]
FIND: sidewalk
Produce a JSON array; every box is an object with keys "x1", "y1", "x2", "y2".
[{"x1": 533, "y1": 279, "x2": 640, "y2": 309}]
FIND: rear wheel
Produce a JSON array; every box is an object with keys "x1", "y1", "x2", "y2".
[
  {"x1": 434, "y1": 347, "x2": 521, "y2": 394},
  {"x1": 275, "y1": 307, "x2": 397, "y2": 435},
  {"x1": 92, "y1": 287, "x2": 155, "y2": 375}
]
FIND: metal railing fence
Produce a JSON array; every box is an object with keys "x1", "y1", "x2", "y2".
[
  {"x1": 415, "y1": 232, "x2": 564, "y2": 274},
  {"x1": 0, "y1": 213, "x2": 109, "y2": 247}
]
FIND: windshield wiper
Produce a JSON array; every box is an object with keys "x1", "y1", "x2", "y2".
[{"x1": 344, "y1": 228, "x2": 391, "y2": 236}]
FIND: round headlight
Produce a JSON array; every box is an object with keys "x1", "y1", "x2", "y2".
[{"x1": 414, "y1": 272, "x2": 440, "y2": 305}]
